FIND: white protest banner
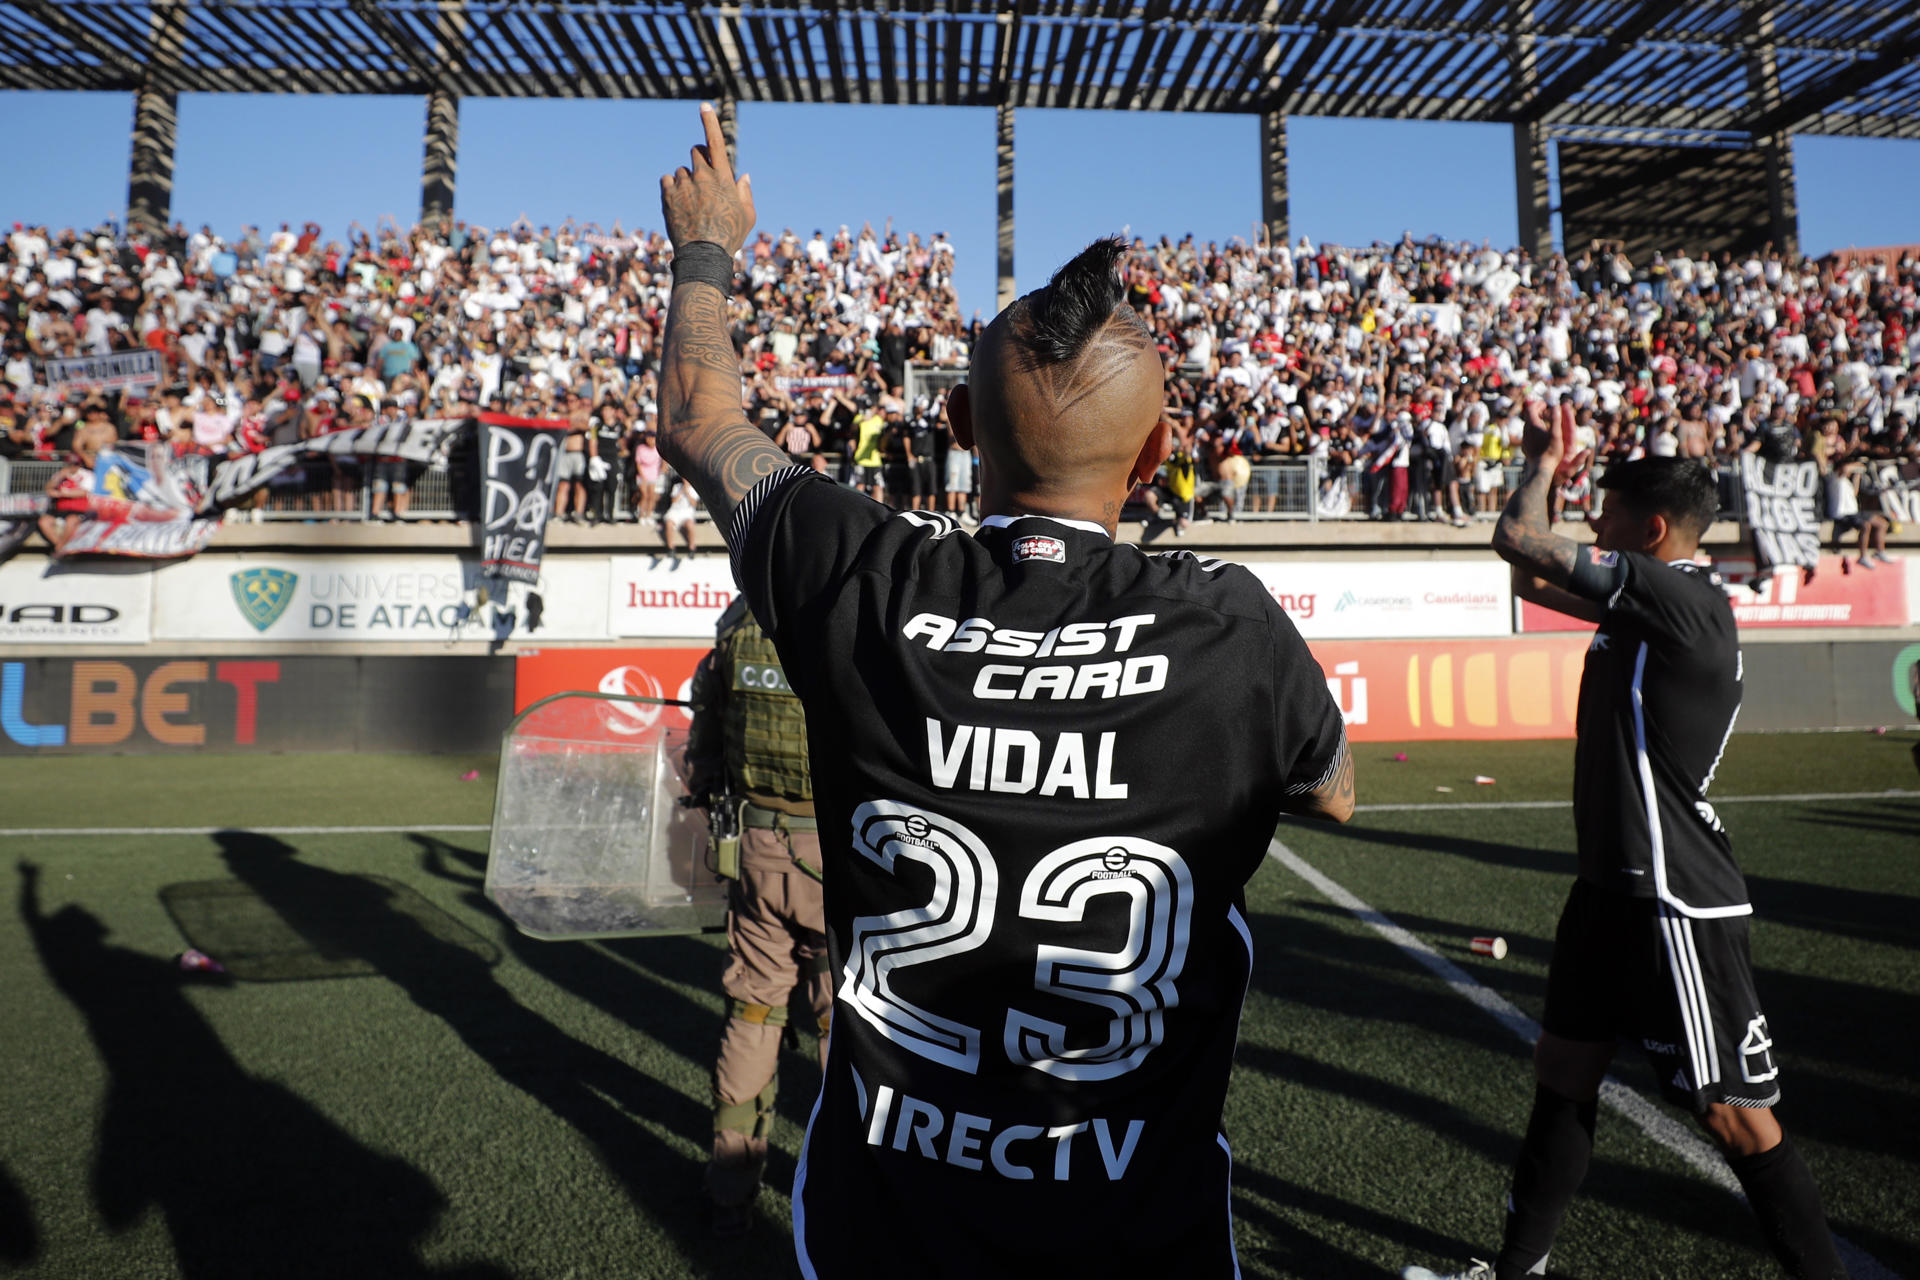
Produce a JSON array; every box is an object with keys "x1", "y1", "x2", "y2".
[
  {"x1": 43, "y1": 350, "x2": 164, "y2": 395},
  {"x1": 0, "y1": 561, "x2": 151, "y2": 643},
  {"x1": 1739, "y1": 454, "x2": 1821, "y2": 572}
]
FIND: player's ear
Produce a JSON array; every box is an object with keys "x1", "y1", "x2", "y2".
[
  {"x1": 1130, "y1": 416, "x2": 1173, "y2": 486},
  {"x1": 1644, "y1": 510, "x2": 1670, "y2": 552},
  {"x1": 947, "y1": 383, "x2": 974, "y2": 451}
]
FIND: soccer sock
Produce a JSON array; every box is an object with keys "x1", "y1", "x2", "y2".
[
  {"x1": 1495, "y1": 1084, "x2": 1597, "y2": 1280},
  {"x1": 1726, "y1": 1135, "x2": 1847, "y2": 1279}
]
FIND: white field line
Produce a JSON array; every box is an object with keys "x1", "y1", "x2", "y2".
[
  {"x1": 1268, "y1": 836, "x2": 1899, "y2": 1280},
  {"x1": 1356, "y1": 788, "x2": 1920, "y2": 814},
  {"x1": 6, "y1": 788, "x2": 1911, "y2": 838},
  {"x1": 0, "y1": 824, "x2": 492, "y2": 837}
]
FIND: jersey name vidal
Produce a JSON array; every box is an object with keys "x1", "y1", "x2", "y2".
[
  {"x1": 1565, "y1": 547, "x2": 1748, "y2": 917},
  {"x1": 730, "y1": 469, "x2": 1344, "y2": 1277}
]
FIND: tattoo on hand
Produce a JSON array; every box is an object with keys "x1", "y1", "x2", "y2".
[{"x1": 1493, "y1": 461, "x2": 1578, "y2": 583}]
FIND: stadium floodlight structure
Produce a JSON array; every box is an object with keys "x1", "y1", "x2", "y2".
[{"x1": 4, "y1": 1, "x2": 1919, "y2": 299}]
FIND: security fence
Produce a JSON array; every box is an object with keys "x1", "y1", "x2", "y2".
[{"x1": 0, "y1": 452, "x2": 1756, "y2": 526}]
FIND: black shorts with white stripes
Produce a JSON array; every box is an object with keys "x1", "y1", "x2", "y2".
[{"x1": 1543, "y1": 878, "x2": 1782, "y2": 1112}]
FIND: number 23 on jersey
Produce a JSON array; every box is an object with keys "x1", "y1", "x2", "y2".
[{"x1": 839, "y1": 799, "x2": 1195, "y2": 1082}]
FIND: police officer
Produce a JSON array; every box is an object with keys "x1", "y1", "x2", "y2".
[{"x1": 685, "y1": 596, "x2": 830, "y2": 1236}]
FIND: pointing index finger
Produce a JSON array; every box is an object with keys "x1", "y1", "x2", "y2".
[{"x1": 701, "y1": 103, "x2": 732, "y2": 178}]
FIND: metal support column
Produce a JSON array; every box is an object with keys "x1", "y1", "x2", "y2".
[
  {"x1": 1745, "y1": 4, "x2": 1799, "y2": 255},
  {"x1": 716, "y1": 95, "x2": 738, "y2": 171},
  {"x1": 1259, "y1": 107, "x2": 1289, "y2": 248},
  {"x1": 1512, "y1": 119, "x2": 1552, "y2": 262},
  {"x1": 421, "y1": 87, "x2": 460, "y2": 227},
  {"x1": 996, "y1": 101, "x2": 1016, "y2": 314},
  {"x1": 127, "y1": 7, "x2": 185, "y2": 237}
]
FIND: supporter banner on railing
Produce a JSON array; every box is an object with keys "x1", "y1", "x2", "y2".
[
  {"x1": 41, "y1": 349, "x2": 163, "y2": 395},
  {"x1": 1740, "y1": 455, "x2": 1822, "y2": 573},
  {"x1": 481, "y1": 414, "x2": 570, "y2": 584},
  {"x1": 1239, "y1": 560, "x2": 1512, "y2": 639},
  {"x1": 1867, "y1": 460, "x2": 1919, "y2": 524},
  {"x1": 514, "y1": 646, "x2": 706, "y2": 726},
  {"x1": 150, "y1": 554, "x2": 610, "y2": 643},
  {"x1": 198, "y1": 417, "x2": 468, "y2": 510},
  {"x1": 0, "y1": 561, "x2": 151, "y2": 643},
  {"x1": 607, "y1": 556, "x2": 743, "y2": 638},
  {"x1": 0, "y1": 416, "x2": 520, "y2": 568},
  {"x1": 1516, "y1": 554, "x2": 1910, "y2": 631}
]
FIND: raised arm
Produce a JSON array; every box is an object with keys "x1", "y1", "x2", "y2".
[
  {"x1": 1491, "y1": 399, "x2": 1586, "y2": 588},
  {"x1": 656, "y1": 104, "x2": 792, "y2": 531}
]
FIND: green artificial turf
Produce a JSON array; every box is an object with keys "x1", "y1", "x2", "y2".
[{"x1": 0, "y1": 731, "x2": 1914, "y2": 1279}]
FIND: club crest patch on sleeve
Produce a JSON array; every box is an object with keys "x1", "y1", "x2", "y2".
[{"x1": 1012, "y1": 534, "x2": 1066, "y2": 564}]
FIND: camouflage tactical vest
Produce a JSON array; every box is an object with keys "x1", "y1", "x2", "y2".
[{"x1": 715, "y1": 606, "x2": 814, "y2": 814}]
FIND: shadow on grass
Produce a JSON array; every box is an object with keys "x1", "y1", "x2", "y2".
[
  {"x1": 0, "y1": 1158, "x2": 35, "y2": 1266},
  {"x1": 1297, "y1": 821, "x2": 1568, "y2": 878},
  {"x1": 1243, "y1": 906, "x2": 1527, "y2": 1060},
  {"x1": 1232, "y1": 1163, "x2": 1472, "y2": 1278},
  {"x1": 17, "y1": 860, "x2": 508, "y2": 1280},
  {"x1": 413, "y1": 834, "x2": 828, "y2": 1228},
  {"x1": 212, "y1": 830, "x2": 726, "y2": 1271}
]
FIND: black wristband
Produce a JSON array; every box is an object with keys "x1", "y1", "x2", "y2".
[{"x1": 671, "y1": 241, "x2": 736, "y2": 293}]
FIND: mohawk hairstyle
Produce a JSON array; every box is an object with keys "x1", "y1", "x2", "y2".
[{"x1": 1015, "y1": 236, "x2": 1131, "y2": 366}]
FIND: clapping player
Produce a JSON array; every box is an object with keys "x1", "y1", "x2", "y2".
[{"x1": 1404, "y1": 402, "x2": 1845, "y2": 1280}]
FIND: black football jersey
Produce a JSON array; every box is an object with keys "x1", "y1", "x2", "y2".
[
  {"x1": 729, "y1": 467, "x2": 1345, "y2": 1278},
  {"x1": 1564, "y1": 547, "x2": 1749, "y2": 916}
]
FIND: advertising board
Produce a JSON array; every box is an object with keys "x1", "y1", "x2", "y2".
[
  {"x1": 0, "y1": 562, "x2": 151, "y2": 644},
  {"x1": 515, "y1": 647, "x2": 707, "y2": 729},
  {"x1": 1306, "y1": 636, "x2": 1590, "y2": 742},
  {"x1": 0, "y1": 656, "x2": 513, "y2": 754},
  {"x1": 1241, "y1": 560, "x2": 1512, "y2": 640},
  {"x1": 606, "y1": 557, "x2": 741, "y2": 639},
  {"x1": 151, "y1": 555, "x2": 610, "y2": 643},
  {"x1": 1516, "y1": 554, "x2": 1911, "y2": 632}
]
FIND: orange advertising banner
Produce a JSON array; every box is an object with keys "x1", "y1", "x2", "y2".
[
  {"x1": 1309, "y1": 636, "x2": 1592, "y2": 742},
  {"x1": 515, "y1": 647, "x2": 708, "y2": 728},
  {"x1": 520, "y1": 639, "x2": 1596, "y2": 746}
]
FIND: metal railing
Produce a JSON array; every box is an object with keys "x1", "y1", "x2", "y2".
[{"x1": 0, "y1": 452, "x2": 1757, "y2": 527}]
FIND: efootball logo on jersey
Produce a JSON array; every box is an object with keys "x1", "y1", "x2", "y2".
[
  {"x1": 230, "y1": 568, "x2": 298, "y2": 632},
  {"x1": 1012, "y1": 535, "x2": 1065, "y2": 564}
]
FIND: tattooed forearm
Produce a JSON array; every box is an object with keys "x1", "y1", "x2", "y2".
[
  {"x1": 1491, "y1": 460, "x2": 1579, "y2": 586},
  {"x1": 658, "y1": 280, "x2": 793, "y2": 530}
]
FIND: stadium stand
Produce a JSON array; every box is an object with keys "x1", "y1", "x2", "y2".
[{"x1": 3, "y1": 219, "x2": 1916, "y2": 545}]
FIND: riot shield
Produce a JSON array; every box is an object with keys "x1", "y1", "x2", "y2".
[{"x1": 486, "y1": 692, "x2": 726, "y2": 939}]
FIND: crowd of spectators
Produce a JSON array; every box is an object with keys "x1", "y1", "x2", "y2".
[{"x1": 3, "y1": 215, "x2": 1917, "y2": 546}]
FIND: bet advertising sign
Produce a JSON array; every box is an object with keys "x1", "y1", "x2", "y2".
[
  {"x1": 151, "y1": 555, "x2": 610, "y2": 642},
  {"x1": 0, "y1": 562, "x2": 151, "y2": 643},
  {"x1": 0, "y1": 656, "x2": 514, "y2": 754}
]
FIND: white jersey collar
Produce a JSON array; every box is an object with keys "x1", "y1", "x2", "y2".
[{"x1": 980, "y1": 512, "x2": 1112, "y2": 540}]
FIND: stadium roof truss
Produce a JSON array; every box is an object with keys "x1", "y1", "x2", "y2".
[{"x1": 1, "y1": 1, "x2": 1916, "y2": 145}]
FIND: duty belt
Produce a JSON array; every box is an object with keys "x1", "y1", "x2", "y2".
[{"x1": 741, "y1": 805, "x2": 817, "y2": 833}]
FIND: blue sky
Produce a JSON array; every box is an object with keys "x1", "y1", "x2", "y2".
[{"x1": 6, "y1": 90, "x2": 1918, "y2": 319}]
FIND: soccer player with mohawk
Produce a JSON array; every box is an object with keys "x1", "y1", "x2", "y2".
[{"x1": 657, "y1": 103, "x2": 1351, "y2": 1277}]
